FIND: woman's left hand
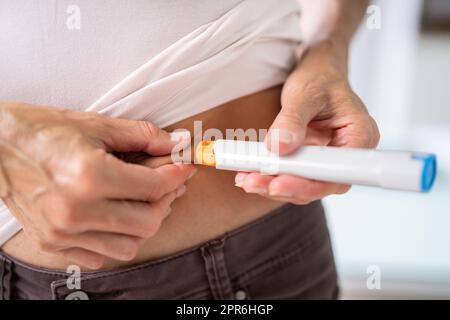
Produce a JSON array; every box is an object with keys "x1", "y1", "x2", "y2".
[{"x1": 234, "y1": 39, "x2": 380, "y2": 204}]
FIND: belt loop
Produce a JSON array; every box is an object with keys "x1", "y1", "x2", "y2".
[
  {"x1": 200, "y1": 236, "x2": 233, "y2": 300},
  {"x1": 0, "y1": 254, "x2": 12, "y2": 300}
]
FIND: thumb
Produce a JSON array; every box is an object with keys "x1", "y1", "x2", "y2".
[
  {"x1": 94, "y1": 117, "x2": 191, "y2": 156},
  {"x1": 265, "y1": 87, "x2": 319, "y2": 155}
]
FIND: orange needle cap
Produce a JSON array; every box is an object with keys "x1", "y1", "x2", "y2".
[{"x1": 195, "y1": 141, "x2": 216, "y2": 167}]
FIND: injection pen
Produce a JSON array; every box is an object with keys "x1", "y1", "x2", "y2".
[{"x1": 195, "y1": 140, "x2": 437, "y2": 192}]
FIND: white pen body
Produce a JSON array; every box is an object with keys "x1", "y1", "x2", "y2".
[{"x1": 211, "y1": 139, "x2": 436, "y2": 192}]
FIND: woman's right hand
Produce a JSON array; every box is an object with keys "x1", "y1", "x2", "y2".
[{"x1": 0, "y1": 102, "x2": 196, "y2": 269}]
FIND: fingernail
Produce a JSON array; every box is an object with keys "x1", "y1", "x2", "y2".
[
  {"x1": 118, "y1": 246, "x2": 136, "y2": 261},
  {"x1": 176, "y1": 185, "x2": 187, "y2": 198},
  {"x1": 271, "y1": 129, "x2": 294, "y2": 145},
  {"x1": 269, "y1": 190, "x2": 293, "y2": 198},
  {"x1": 235, "y1": 174, "x2": 246, "y2": 187},
  {"x1": 87, "y1": 258, "x2": 104, "y2": 270},
  {"x1": 246, "y1": 187, "x2": 268, "y2": 194}
]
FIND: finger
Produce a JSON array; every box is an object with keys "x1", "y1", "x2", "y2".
[
  {"x1": 138, "y1": 155, "x2": 173, "y2": 168},
  {"x1": 254, "y1": 183, "x2": 351, "y2": 205},
  {"x1": 60, "y1": 248, "x2": 105, "y2": 270},
  {"x1": 58, "y1": 232, "x2": 142, "y2": 262},
  {"x1": 95, "y1": 116, "x2": 191, "y2": 155},
  {"x1": 235, "y1": 171, "x2": 350, "y2": 199},
  {"x1": 65, "y1": 192, "x2": 178, "y2": 236},
  {"x1": 256, "y1": 193, "x2": 311, "y2": 205},
  {"x1": 128, "y1": 144, "x2": 193, "y2": 167},
  {"x1": 238, "y1": 172, "x2": 275, "y2": 194},
  {"x1": 237, "y1": 173, "x2": 350, "y2": 203},
  {"x1": 265, "y1": 77, "x2": 325, "y2": 155},
  {"x1": 145, "y1": 189, "x2": 179, "y2": 221},
  {"x1": 234, "y1": 172, "x2": 249, "y2": 187},
  {"x1": 267, "y1": 175, "x2": 351, "y2": 200},
  {"x1": 98, "y1": 152, "x2": 195, "y2": 200}
]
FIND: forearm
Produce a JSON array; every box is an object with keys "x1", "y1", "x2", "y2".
[
  {"x1": 250, "y1": 1, "x2": 379, "y2": 203},
  {"x1": 299, "y1": 0, "x2": 368, "y2": 45},
  {"x1": 298, "y1": 0, "x2": 369, "y2": 78},
  {"x1": 326, "y1": 0, "x2": 369, "y2": 46},
  {"x1": 297, "y1": 0, "x2": 369, "y2": 75}
]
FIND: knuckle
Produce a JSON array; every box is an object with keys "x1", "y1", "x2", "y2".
[
  {"x1": 55, "y1": 201, "x2": 80, "y2": 229},
  {"x1": 73, "y1": 154, "x2": 100, "y2": 194}
]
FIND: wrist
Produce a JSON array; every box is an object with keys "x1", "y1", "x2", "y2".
[
  {"x1": 324, "y1": 33, "x2": 350, "y2": 60},
  {"x1": 296, "y1": 36, "x2": 350, "y2": 82}
]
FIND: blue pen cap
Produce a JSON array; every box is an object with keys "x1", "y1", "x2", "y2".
[{"x1": 412, "y1": 153, "x2": 437, "y2": 192}]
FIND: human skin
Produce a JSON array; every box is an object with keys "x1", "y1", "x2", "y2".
[
  {"x1": 0, "y1": 103, "x2": 196, "y2": 269},
  {"x1": 235, "y1": 0, "x2": 380, "y2": 203}
]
